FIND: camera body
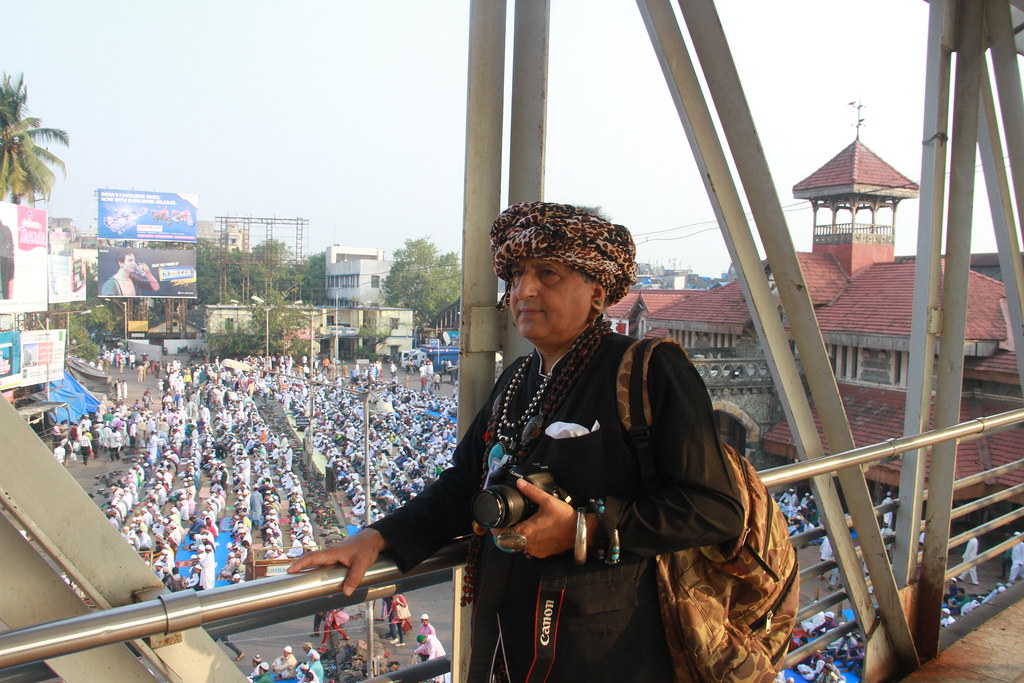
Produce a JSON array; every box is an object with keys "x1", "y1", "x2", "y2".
[{"x1": 471, "y1": 462, "x2": 568, "y2": 529}]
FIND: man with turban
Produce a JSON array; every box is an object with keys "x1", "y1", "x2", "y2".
[{"x1": 291, "y1": 202, "x2": 742, "y2": 681}]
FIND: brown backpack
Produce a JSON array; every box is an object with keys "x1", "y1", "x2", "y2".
[{"x1": 617, "y1": 338, "x2": 799, "y2": 682}]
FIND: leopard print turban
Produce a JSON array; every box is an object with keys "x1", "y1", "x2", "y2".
[{"x1": 490, "y1": 201, "x2": 637, "y2": 310}]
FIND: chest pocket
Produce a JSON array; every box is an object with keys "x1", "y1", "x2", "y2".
[{"x1": 533, "y1": 428, "x2": 605, "y2": 503}]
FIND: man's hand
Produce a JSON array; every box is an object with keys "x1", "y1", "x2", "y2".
[
  {"x1": 287, "y1": 528, "x2": 388, "y2": 596},
  {"x1": 490, "y1": 478, "x2": 576, "y2": 558}
]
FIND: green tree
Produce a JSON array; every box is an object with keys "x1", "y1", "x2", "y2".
[
  {"x1": 357, "y1": 320, "x2": 394, "y2": 359},
  {"x1": 300, "y1": 249, "x2": 326, "y2": 305},
  {"x1": 383, "y1": 238, "x2": 460, "y2": 328},
  {"x1": 0, "y1": 73, "x2": 68, "y2": 204},
  {"x1": 194, "y1": 239, "x2": 225, "y2": 306}
]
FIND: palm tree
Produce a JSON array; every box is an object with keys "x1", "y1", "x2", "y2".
[{"x1": 0, "y1": 73, "x2": 68, "y2": 205}]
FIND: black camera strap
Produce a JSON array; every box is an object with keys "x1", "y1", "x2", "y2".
[{"x1": 524, "y1": 562, "x2": 568, "y2": 683}]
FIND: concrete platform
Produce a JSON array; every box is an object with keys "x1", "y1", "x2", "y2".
[{"x1": 902, "y1": 580, "x2": 1024, "y2": 682}]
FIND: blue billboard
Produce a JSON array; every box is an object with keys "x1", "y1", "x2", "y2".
[
  {"x1": 98, "y1": 189, "x2": 199, "y2": 242},
  {"x1": 0, "y1": 330, "x2": 21, "y2": 391}
]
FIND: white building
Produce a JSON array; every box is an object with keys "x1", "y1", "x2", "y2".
[{"x1": 325, "y1": 246, "x2": 391, "y2": 307}]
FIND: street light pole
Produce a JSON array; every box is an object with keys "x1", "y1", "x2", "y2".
[
  {"x1": 309, "y1": 308, "x2": 316, "y2": 370},
  {"x1": 251, "y1": 295, "x2": 272, "y2": 361},
  {"x1": 363, "y1": 388, "x2": 375, "y2": 674},
  {"x1": 120, "y1": 301, "x2": 128, "y2": 347}
]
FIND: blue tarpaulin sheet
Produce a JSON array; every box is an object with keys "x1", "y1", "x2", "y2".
[{"x1": 48, "y1": 371, "x2": 100, "y2": 422}]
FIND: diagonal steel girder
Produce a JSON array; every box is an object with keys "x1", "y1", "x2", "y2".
[
  {"x1": 983, "y1": 0, "x2": 1024, "y2": 419},
  {"x1": 905, "y1": 0, "x2": 1024, "y2": 660},
  {"x1": 916, "y1": 0, "x2": 985, "y2": 658},
  {"x1": 894, "y1": 0, "x2": 955, "y2": 593},
  {"x1": 635, "y1": 0, "x2": 918, "y2": 677}
]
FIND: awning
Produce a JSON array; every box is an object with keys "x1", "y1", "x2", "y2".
[{"x1": 16, "y1": 401, "x2": 69, "y2": 424}]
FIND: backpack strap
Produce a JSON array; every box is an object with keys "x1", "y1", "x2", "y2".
[{"x1": 617, "y1": 337, "x2": 685, "y2": 492}]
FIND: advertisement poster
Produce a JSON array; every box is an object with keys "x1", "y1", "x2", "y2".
[
  {"x1": 0, "y1": 331, "x2": 21, "y2": 391},
  {"x1": 0, "y1": 202, "x2": 48, "y2": 314},
  {"x1": 19, "y1": 329, "x2": 64, "y2": 387},
  {"x1": 49, "y1": 229, "x2": 87, "y2": 303},
  {"x1": 97, "y1": 189, "x2": 199, "y2": 242},
  {"x1": 98, "y1": 246, "x2": 197, "y2": 298}
]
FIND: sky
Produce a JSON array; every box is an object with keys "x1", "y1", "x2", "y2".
[{"x1": 4, "y1": 0, "x2": 1002, "y2": 279}]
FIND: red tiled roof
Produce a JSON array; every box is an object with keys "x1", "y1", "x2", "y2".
[
  {"x1": 814, "y1": 261, "x2": 1007, "y2": 341},
  {"x1": 762, "y1": 384, "x2": 1024, "y2": 489},
  {"x1": 793, "y1": 139, "x2": 919, "y2": 197},
  {"x1": 638, "y1": 289, "x2": 695, "y2": 316},
  {"x1": 639, "y1": 256, "x2": 1006, "y2": 344},
  {"x1": 606, "y1": 290, "x2": 640, "y2": 319},
  {"x1": 965, "y1": 350, "x2": 1020, "y2": 377},
  {"x1": 644, "y1": 327, "x2": 668, "y2": 339},
  {"x1": 795, "y1": 252, "x2": 849, "y2": 304},
  {"x1": 653, "y1": 281, "x2": 751, "y2": 326}
]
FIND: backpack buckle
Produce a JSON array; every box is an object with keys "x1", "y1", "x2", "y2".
[{"x1": 630, "y1": 424, "x2": 650, "y2": 450}]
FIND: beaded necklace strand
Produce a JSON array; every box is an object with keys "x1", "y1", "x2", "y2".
[{"x1": 462, "y1": 316, "x2": 612, "y2": 605}]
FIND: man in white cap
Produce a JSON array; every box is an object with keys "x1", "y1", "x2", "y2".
[
  {"x1": 1010, "y1": 532, "x2": 1024, "y2": 582},
  {"x1": 199, "y1": 544, "x2": 217, "y2": 590},
  {"x1": 252, "y1": 660, "x2": 272, "y2": 683},
  {"x1": 881, "y1": 491, "x2": 895, "y2": 530},
  {"x1": 419, "y1": 613, "x2": 436, "y2": 637},
  {"x1": 271, "y1": 645, "x2": 298, "y2": 679},
  {"x1": 248, "y1": 654, "x2": 264, "y2": 678},
  {"x1": 959, "y1": 536, "x2": 980, "y2": 585},
  {"x1": 819, "y1": 534, "x2": 839, "y2": 587}
]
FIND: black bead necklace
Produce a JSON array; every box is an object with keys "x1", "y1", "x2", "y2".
[{"x1": 462, "y1": 316, "x2": 612, "y2": 606}]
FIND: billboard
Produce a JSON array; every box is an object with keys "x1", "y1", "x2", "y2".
[
  {"x1": 49, "y1": 229, "x2": 87, "y2": 303},
  {"x1": 0, "y1": 202, "x2": 48, "y2": 314},
  {"x1": 98, "y1": 246, "x2": 197, "y2": 298},
  {"x1": 0, "y1": 331, "x2": 21, "y2": 391},
  {"x1": 19, "y1": 329, "x2": 64, "y2": 387},
  {"x1": 98, "y1": 189, "x2": 199, "y2": 242}
]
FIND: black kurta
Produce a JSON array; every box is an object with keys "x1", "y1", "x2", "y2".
[{"x1": 372, "y1": 333, "x2": 743, "y2": 681}]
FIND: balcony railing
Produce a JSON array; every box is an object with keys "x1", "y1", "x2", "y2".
[
  {"x1": 2, "y1": 408, "x2": 1024, "y2": 681},
  {"x1": 691, "y1": 357, "x2": 775, "y2": 387}
]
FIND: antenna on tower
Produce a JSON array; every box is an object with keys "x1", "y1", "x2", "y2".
[{"x1": 849, "y1": 99, "x2": 866, "y2": 140}]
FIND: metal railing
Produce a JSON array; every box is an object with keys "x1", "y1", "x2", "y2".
[{"x1": 2, "y1": 407, "x2": 1023, "y2": 679}]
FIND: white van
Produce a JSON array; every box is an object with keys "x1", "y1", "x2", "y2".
[{"x1": 401, "y1": 349, "x2": 429, "y2": 370}]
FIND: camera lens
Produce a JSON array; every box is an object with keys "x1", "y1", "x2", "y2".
[{"x1": 472, "y1": 485, "x2": 529, "y2": 528}]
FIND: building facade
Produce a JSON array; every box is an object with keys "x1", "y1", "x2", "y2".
[
  {"x1": 632, "y1": 139, "x2": 1024, "y2": 501},
  {"x1": 325, "y1": 246, "x2": 391, "y2": 307}
]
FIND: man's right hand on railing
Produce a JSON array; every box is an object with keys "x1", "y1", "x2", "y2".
[{"x1": 287, "y1": 528, "x2": 389, "y2": 596}]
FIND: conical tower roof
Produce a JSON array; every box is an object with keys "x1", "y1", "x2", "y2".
[{"x1": 793, "y1": 139, "x2": 919, "y2": 200}]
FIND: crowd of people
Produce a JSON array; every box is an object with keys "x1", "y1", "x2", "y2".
[
  {"x1": 246, "y1": 353, "x2": 458, "y2": 528},
  {"x1": 64, "y1": 334, "x2": 1024, "y2": 683},
  {"x1": 64, "y1": 347, "x2": 458, "y2": 678}
]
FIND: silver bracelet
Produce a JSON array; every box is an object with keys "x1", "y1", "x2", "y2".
[{"x1": 574, "y1": 508, "x2": 587, "y2": 565}]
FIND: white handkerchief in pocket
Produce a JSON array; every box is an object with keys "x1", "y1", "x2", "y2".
[{"x1": 545, "y1": 420, "x2": 600, "y2": 439}]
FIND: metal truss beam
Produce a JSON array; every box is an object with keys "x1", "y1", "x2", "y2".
[
  {"x1": 637, "y1": 0, "x2": 918, "y2": 677},
  {"x1": 0, "y1": 398, "x2": 243, "y2": 681}
]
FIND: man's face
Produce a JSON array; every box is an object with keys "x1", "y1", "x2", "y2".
[
  {"x1": 121, "y1": 253, "x2": 137, "y2": 271},
  {"x1": 508, "y1": 258, "x2": 603, "y2": 357}
]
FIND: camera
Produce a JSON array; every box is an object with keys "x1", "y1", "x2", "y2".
[{"x1": 471, "y1": 462, "x2": 568, "y2": 529}]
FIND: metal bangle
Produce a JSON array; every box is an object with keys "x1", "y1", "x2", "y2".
[
  {"x1": 574, "y1": 508, "x2": 587, "y2": 565},
  {"x1": 605, "y1": 528, "x2": 621, "y2": 565}
]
